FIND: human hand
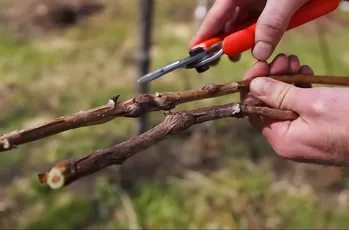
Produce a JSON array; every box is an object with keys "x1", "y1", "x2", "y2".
[
  {"x1": 241, "y1": 53, "x2": 349, "y2": 166},
  {"x1": 190, "y1": 0, "x2": 311, "y2": 61}
]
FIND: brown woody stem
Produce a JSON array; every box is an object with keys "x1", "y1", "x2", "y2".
[
  {"x1": 1, "y1": 74, "x2": 348, "y2": 152},
  {"x1": 38, "y1": 101, "x2": 298, "y2": 189}
]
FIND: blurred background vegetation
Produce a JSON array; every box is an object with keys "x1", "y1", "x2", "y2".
[{"x1": 2, "y1": 0, "x2": 349, "y2": 228}]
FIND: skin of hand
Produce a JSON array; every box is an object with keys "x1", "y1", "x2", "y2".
[
  {"x1": 190, "y1": 0, "x2": 311, "y2": 61},
  {"x1": 241, "y1": 53, "x2": 349, "y2": 167}
]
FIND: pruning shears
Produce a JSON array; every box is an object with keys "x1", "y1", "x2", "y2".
[{"x1": 138, "y1": 0, "x2": 340, "y2": 84}]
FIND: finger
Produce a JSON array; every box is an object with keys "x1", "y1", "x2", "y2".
[
  {"x1": 251, "y1": 65, "x2": 316, "y2": 140},
  {"x1": 269, "y1": 53, "x2": 290, "y2": 75},
  {"x1": 189, "y1": 0, "x2": 238, "y2": 47},
  {"x1": 248, "y1": 77, "x2": 297, "y2": 147},
  {"x1": 252, "y1": 0, "x2": 310, "y2": 61},
  {"x1": 242, "y1": 61, "x2": 269, "y2": 81},
  {"x1": 240, "y1": 0, "x2": 267, "y2": 15},
  {"x1": 235, "y1": 6, "x2": 249, "y2": 22},
  {"x1": 249, "y1": 77, "x2": 305, "y2": 112},
  {"x1": 240, "y1": 61, "x2": 269, "y2": 104},
  {"x1": 299, "y1": 64, "x2": 314, "y2": 75},
  {"x1": 249, "y1": 55, "x2": 309, "y2": 145},
  {"x1": 248, "y1": 53, "x2": 290, "y2": 132},
  {"x1": 288, "y1": 55, "x2": 301, "y2": 73},
  {"x1": 224, "y1": 6, "x2": 241, "y2": 34},
  {"x1": 245, "y1": 53, "x2": 293, "y2": 110},
  {"x1": 287, "y1": 54, "x2": 305, "y2": 88},
  {"x1": 297, "y1": 64, "x2": 314, "y2": 88},
  {"x1": 228, "y1": 54, "x2": 241, "y2": 62}
]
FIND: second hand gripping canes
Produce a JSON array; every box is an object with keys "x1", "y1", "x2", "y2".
[{"x1": 138, "y1": 0, "x2": 340, "y2": 84}]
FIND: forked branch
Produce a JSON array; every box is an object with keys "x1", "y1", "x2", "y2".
[
  {"x1": 1, "y1": 74, "x2": 348, "y2": 152},
  {"x1": 37, "y1": 101, "x2": 298, "y2": 189},
  {"x1": 1, "y1": 74, "x2": 349, "y2": 189}
]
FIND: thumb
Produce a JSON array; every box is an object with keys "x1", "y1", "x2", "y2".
[
  {"x1": 249, "y1": 77, "x2": 301, "y2": 111},
  {"x1": 252, "y1": 0, "x2": 309, "y2": 61}
]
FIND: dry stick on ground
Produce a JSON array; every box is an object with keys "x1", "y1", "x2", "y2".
[
  {"x1": 1, "y1": 74, "x2": 349, "y2": 152},
  {"x1": 38, "y1": 101, "x2": 298, "y2": 189}
]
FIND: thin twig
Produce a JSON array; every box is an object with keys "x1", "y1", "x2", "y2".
[
  {"x1": 37, "y1": 101, "x2": 298, "y2": 189},
  {"x1": 1, "y1": 74, "x2": 348, "y2": 152}
]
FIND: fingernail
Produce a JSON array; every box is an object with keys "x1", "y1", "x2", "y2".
[
  {"x1": 252, "y1": 41, "x2": 273, "y2": 60},
  {"x1": 250, "y1": 77, "x2": 271, "y2": 96}
]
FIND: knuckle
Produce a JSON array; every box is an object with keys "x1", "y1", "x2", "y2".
[
  {"x1": 308, "y1": 91, "x2": 330, "y2": 116},
  {"x1": 257, "y1": 15, "x2": 287, "y2": 41},
  {"x1": 310, "y1": 98, "x2": 327, "y2": 116},
  {"x1": 274, "y1": 84, "x2": 292, "y2": 109}
]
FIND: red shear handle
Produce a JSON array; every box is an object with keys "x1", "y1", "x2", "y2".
[
  {"x1": 190, "y1": 18, "x2": 257, "y2": 50},
  {"x1": 222, "y1": 0, "x2": 340, "y2": 57}
]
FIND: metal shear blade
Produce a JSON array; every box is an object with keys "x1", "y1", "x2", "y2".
[
  {"x1": 137, "y1": 53, "x2": 206, "y2": 84},
  {"x1": 138, "y1": 42, "x2": 223, "y2": 84}
]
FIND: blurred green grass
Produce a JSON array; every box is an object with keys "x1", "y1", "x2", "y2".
[{"x1": 1, "y1": 0, "x2": 349, "y2": 229}]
